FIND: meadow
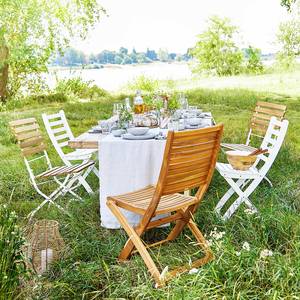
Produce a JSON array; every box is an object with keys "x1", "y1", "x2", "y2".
[{"x1": 0, "y1": 69, "x2": 299, "y2": 299}]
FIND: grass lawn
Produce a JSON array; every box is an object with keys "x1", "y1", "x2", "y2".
[{"x1": 0, "y1": 71, "x2": 300, "y2": 299}]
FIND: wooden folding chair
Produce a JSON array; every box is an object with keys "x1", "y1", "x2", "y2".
[
  {"x1": 107, "y1": 124, "x2": 223, "y2": 287},
  {"x1": 9, "y1": 118, "x2": 95, "y2": 220}
]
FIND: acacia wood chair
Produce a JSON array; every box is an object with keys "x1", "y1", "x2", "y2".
[
  {"x1": 107, "y1": 124, "x2": 223, "y2": 287},
  {"x1": 9, "y1": 118, "x2": 95, "y2": 220}
]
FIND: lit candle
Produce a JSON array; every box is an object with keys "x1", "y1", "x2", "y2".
[{"x1": 41, "y1": 248, "x2": 53, "y2": 273}]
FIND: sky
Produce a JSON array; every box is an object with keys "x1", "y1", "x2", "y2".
[{"x1": 73, "y1": 0, "x2": 289, "y2": 54}]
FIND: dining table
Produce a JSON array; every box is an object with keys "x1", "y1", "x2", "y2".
[{"x1": 68, "y1": 113, "x2": 215, "y2": 229}]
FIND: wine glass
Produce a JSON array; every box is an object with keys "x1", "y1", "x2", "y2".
[
  {"x1": 179, "y1": 94, "x2": 189, "y2": 110},
  {"x1": 113, "y1": 103, "x2": 123, "y2": 117}
]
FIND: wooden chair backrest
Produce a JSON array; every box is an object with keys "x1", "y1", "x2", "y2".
[
  {"x1": 157, "y1": 124, "x2": 223, "y2": 197},
  {"x1": 250, "y1": 101, "x2": 286, "y2": 136},
  {"x1": 9, "y1": 118, "x2": 46, "y2": 157}
]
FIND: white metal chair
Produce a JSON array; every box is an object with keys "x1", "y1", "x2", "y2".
[
  {"x1": 9, "y1": 118, "x2": 95, "y2": 220},
  {"x1": 215, "y1": 117, "x2": 289, "y2": 220},
  {"x1": 42, "y1": 110, "x2": 98, "y2": 194},
  {"x1": 221, "y1": 101, "x2": 286, "y2": 187},
  {"x1": 222, "y1": 101, "x2": 286, "y2": 152}
]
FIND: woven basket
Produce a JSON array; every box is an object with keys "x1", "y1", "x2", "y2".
[{"x1": 226, "y1": 150, "x2": 257, "y2": 171}]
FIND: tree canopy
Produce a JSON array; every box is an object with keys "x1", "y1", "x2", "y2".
[
  {"x1": 276, "y1": 0, "x2": 300, "y2": 68},
  {"x1": 190, "y1": 16, "x2": 244, "y2": 76},
  {"x1": 0, "y1": 0, "x2": 105, "y2": 99}
]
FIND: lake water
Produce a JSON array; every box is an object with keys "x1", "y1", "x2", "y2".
[{"x1": 48, "y1": 62, "x2": 192, "y2": 92}]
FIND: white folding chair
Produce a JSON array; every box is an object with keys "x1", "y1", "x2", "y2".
[
  {"x1": 9, "y1": 118, "x2": 95, "y2": 220},
  {"x1": 221, "y1": 101, "x2": 286, "y2": 187},
  {"x1": 42, "y1": 110, "x2": 98, "y2": 194},
  {"x1": 216, "y1": 117, "x2": 289, "y2": 220}
]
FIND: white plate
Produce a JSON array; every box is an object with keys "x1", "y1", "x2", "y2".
[
  {"x1": 185, "y1": 124, "x2": 207, "y2": 129},
  {"x1": 122, "y1": 133, "x2": 156, "y2": 140}
]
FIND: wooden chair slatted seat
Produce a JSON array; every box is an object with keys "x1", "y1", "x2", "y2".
[
  {"x1": 107, "y1": 124, "x2": 224, "y2": 287},
  {"x1": 9, "y1": 118, "x2": 95, "y2": 220}
]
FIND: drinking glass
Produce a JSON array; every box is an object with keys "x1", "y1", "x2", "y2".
[{"x1": 100, "y1": 120, "x2": 110, "y2": 135}]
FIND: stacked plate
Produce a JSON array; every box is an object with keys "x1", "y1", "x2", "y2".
[{"x1": 122, "y1": 127, "x2": 156, "y2": 140}]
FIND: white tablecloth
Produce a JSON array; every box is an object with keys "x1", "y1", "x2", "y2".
[{"x1": 99, "y1": 129, "x2": 166, "y2": 229}]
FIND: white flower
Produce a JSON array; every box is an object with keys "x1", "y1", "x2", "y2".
[
  {"x1": 244, "y1": 208, "x2": 256, "y2": 215},
  {"x1": 207, "y1": 239, "x2": 213, "y2": 247},
  {"x1": 189, "y1": 268, "x2": 199, "y2": 275},
  {"x1": 236, "y1": 251, "x2": 241, "y2": 257},
  {"x1": 209, "y1": 228, "x2": 225, "y2": 240},
  {"x1": 260, "y1": 249, "x2": 273, "y2": 259},
  {"x1": 159, "y1": 266, "x2": 169, "y2": 281},
  {"x1": 3, "y1": 275, "x2": 8, "y2": 279},
  {"x1": 242, "y1": 242, "x2": 250, "y2": 251}
]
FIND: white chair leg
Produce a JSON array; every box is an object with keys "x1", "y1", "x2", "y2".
[
  {"x1": 264, "y1": 176, "x2": 273, "y2": 187},
  {"x1": 92, "y1": 166, "x2": 99, "y2": 178},
  {"x1": 215, "y1": 179, "x2": 248, "y2": 214},
  {"x1": 78, "y1": 176, "x2": 94, "y2": 194},
  {"x1": 221, "y1": 196, "x2": 244, "y2": 221}
]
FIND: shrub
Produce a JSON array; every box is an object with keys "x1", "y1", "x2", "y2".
[
  {"x1": 244, "y1": 46, "x2": 264, "y2": 74},
  {"x1": 190, "y1": 15, "x2": 244, "y2": 76},
  {"x1": 126, "y1": 75, "x2": 159, "y2": 93},
  {"x1": 0, "y1": 205, "x2": 28, "y2": 300},
  {"x1": 28, "y1": 93, "x2": 69, "y2": 104},
  {"x1": 55, "y1": 77, "x2": 108, "y2": 100}
]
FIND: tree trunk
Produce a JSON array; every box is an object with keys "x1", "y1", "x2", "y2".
[{"x1": 0, "y1": 45, "x2": 9, "y2": 102}]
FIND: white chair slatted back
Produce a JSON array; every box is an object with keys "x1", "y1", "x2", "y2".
[
  {"x1": 42, "y1": 110, "x2": 74, "y2": 160},
  {"x1": 253, "y1": 117, "x2": 289, "y2": 176}
]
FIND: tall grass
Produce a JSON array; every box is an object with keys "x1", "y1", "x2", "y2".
[
  {"x1": 0, "y1": 72, "x2": 299, "y2": 298},
  {"x1": 0, "y1": 205, "x2": 28, "y2": 300}
]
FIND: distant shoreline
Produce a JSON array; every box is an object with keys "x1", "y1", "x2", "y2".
[{"x1": 48, "y1": 61, "x2": 189, "y2": 72}]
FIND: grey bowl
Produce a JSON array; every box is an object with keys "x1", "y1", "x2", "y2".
[
  {"x1": 127, "y1": 127, "x2": 149, "y2": 136},
  {"x1": 112, "y1": 129, "x2": 126, "y2": 137}
]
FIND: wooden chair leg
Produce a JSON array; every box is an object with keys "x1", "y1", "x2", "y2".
[
  {"x1": 166, "y1": 220, "x2": 214, "y2": 280},
  {"x1": 107, "y1": 200, "x2": 164, "y2": 286},
  {"x1": 118, "y1": 227, "x2": 143, "y2": 261}
]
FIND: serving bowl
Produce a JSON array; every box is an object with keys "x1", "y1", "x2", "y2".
[
  {"x1": 112, "y1": 129, "x2": 126, "y2": 137},
  {"x1": 226, "y1": 150, "x2": 257, "y2": 171},
  {"x1": 127, "y1": 127, "x2": 150, "y2": 136},
  {"x1": 188, "y1": 118, "x2": 202, "y2": 126}
]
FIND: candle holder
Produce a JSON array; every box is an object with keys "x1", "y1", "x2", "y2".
[{"x1": 28, "y1": 220, "x2": 64, "y2": 274}]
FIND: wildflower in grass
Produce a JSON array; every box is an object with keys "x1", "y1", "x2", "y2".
[
  {"x1": 209, "y1": 227, "x2": 225, "y2": 240},
  {"x1": 244, "y1": 208, "x2": 256, "y2": 215},
  {"x1": 242, "y1": 242, "x2": 250, "y2": 251},
  {"x1": 189, "y1": 268, "x2": 199, "y2": 275},
  {"x1": 236, "y1": 251, "x2": 241, "y2": 257},
  {"x1": 260, "y1": 249, "x2": 273, "y2": 259},
  {"x1": 159, "y1": 266, "x2": 169, "y2": 281},
  {"x1": 207, "y1": 239, "x2": 213, "y2": 246}
]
